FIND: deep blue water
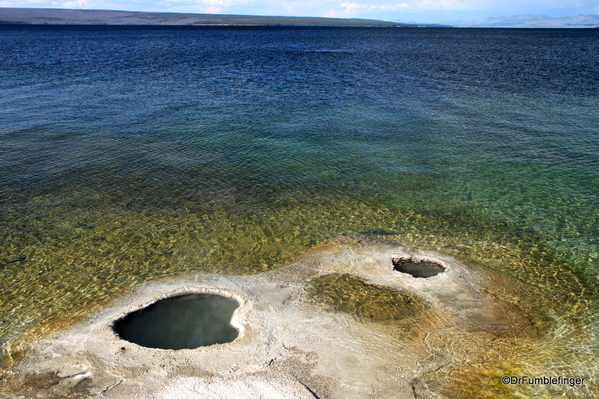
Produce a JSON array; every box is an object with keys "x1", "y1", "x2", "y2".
[{"x1": 1, "y1": 25, "x2": 598, "y2": 395}]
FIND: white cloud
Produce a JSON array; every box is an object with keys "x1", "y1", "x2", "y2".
[
  {"x1": 327, "y1": 1, "x2": 410, "y2": 17},
  {"x1": 62, "y1": 0, "x2": 95, "y2": 8},
  {"x1": 201, "y1": 6, "x2": 223, "y2": 12},
  {"x1": 197, "y1": 0, "x2": 248, "y2": 6},
  {"x1": 179, "y1": 0, "x2": 257, "y2": 14},
  {"x1": 340, "y1": 1, "x2": 410, "y2": 11},
  {"x1": 417, "y1": 0, "x2": 479, "y2": 10}
]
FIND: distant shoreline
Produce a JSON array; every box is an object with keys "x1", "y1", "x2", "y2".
[{"x1": 0, "y1": 7, "x2": 442, "y2": 27}]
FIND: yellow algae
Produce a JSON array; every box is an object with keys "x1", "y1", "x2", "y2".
[
  {"x1": 304, "y1": 273, "x2": 426, "y2": 322},
  {"x1": 1, "y1": 188, "x2": 597, "y2": 399}
]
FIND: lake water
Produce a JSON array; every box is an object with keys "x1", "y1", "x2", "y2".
[{"x1": 1, "y1": 25, "x2": 598, "y2": 396}]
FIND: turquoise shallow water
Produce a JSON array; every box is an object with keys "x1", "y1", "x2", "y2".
[{"x1": 1, "y1": 26, "x2": 598, "y2": 396}]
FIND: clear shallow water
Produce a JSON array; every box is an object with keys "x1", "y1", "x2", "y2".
[{"x1": 1, "y1": 26, "x2": 598, "y2": 396}]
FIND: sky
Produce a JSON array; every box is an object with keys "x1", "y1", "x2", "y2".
[{"x1": 1, "y1": 0, "x2": 598, "y2": 24}]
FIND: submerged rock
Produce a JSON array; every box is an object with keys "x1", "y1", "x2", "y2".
[
  {"x1": 0, "y1": 255, "x2": 27, "y2": 269},
  {"x1": 304, "y1": 273, "x2": 426, "y2": 321}
]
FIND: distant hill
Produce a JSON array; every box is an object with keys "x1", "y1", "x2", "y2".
[
  {"x1": 441, "y1": 14, "x2": 599, "y2": 28},
  {"x1": 0, "y1": 7, "x2": 412, "y2": 27}
]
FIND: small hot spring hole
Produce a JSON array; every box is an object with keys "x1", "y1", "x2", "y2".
[
  {"x1": 112, "y1": 293, "x2": 239, "y2": 350},
  {"x1": 392, "y1": 257, "x2": 445, "y2": 278}
]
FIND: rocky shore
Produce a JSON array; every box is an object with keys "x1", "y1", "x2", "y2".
[{"x1": 2, "y1": 237, "x2": 549, "y2": 398}]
